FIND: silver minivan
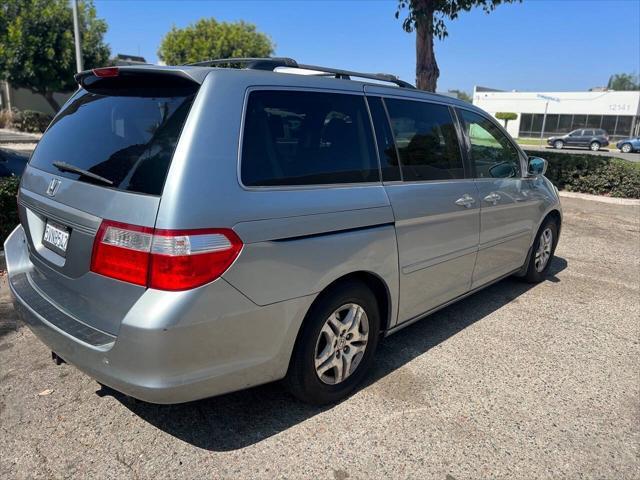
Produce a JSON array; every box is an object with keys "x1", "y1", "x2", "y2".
[{"x1": 4, "y1": 58, "x2": 561, "y2": 405}]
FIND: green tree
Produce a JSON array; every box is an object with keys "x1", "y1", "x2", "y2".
[
  {"x1": 158, "y1": 18, "x2": 274, "y2": 66},
  {"x1": 607, "y1": 73, "x2": 640, "y2": 91},
  {"x1": 0, "y1": 0, "x2": 110, "y2": 112},
  {"x1": 495, "y1": 112, "x2": 518, "y2": 129},
  {"x1": 396, "y1": 0, "x2": 521, "y2": 91},
  {"x1": 448, "y1": 89, "x2": 472, "y2": 102}
]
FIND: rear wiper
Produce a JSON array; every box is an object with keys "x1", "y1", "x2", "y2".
[{"x1": 52, "y1": 161, "x2": 114, "y2": 186}]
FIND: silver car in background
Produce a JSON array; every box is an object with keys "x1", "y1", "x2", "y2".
[{"x1": 4, "y1": 58, "x2": 561, "y2": 405}]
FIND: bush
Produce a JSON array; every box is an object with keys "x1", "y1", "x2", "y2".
[
  {"x1": 10, "y1": 109, "x2": 52, "y2": 133},
  {"x1": 0, "y1": 176, "x2": 20, "y2": 244},
  {"x1": 524, "y1": 150, "x2": 640, "y2": 198}
]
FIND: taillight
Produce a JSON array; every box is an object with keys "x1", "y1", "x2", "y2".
[
  {"x1": 92, "y1": 67, "x2": 119, "y2": 78},
  {"x1": 90, "y1": 221, "x2": 243, "y2": 291}
]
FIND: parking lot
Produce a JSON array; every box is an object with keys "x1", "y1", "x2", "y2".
[{"x1": 1, "y1": 197, "x2": 638, "y2": 480}]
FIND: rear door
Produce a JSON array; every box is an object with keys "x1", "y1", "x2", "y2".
[
  {"x1": 17, "y1": 68, "x2": 200, "y2": 335},
  {"x1": 456, "y1": 108, "x2": 537, "y2": 288},
  {"x1": 367, "y1": 95, "x2": 480, "y2": 323}
]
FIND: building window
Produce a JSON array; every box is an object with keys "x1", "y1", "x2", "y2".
[
  {"x1": 586, "y1": 115, "x2": 602, "y2": 129},
  {"x1": 615, "y1": 116, "x2": 633, "y2": 138},
  {"x1": 601, "y1": 116, "x2": 617, "y2": 136},
  {"x1": 572, "y1": 115, "x2": 587, "y2": 129},
  {"x1": 557, "y1": 115, "x2": 573, "y2": 133}
]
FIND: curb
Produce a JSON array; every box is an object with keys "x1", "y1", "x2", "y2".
[{"x1": 559, "y1": 191, "x2": 640, "y2": 206}]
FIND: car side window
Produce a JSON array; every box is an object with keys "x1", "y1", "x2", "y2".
[
  {"x1": 241, "y1": 90, "x2": 379, "y2": 187},
  {"x1": 570, "y1": 130, "x2": 583, "y2": 137},
  {"x1": 384, "y1": 98, "x2": 464, "y2": 181},
  {"x1": 366, "y1": 96, "x2": 400, "y2": 181},
  {"x1": 458, "y1": 109, "x2": 522, "y2": 179}
]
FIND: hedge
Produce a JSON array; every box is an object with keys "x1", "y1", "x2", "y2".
[
  {"x1": 524, "y1": 150, "x2": 640, "y2": 199},
  {"x1": 0, "y1": 176, "x2": 20, "y2": 245}
]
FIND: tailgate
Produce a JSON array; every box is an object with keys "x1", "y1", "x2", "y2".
[{"x1": 16, "y1": 67, "x2": 201, "y2": 336}]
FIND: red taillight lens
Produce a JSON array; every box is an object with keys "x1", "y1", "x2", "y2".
[
  {"x1": 149, "y1": 229, "x2": 243, "y2": 291},
  {"x1": 90, "y1": 221, "x2": 243, "y2": 291},
  {"x1": 91, "y1": 221, "x2": 153, "y2": 286},
  {"x1": 92, "y1": 67, "x2": 119, "y2": 78}
]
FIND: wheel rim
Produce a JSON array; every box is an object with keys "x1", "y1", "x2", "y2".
[
  {"x1": 622, "y1": 144, "x2": 631, "y2": 153},
  {"x1": 314, "y1": 303, "x2": 369, "y2": 385},
  {"x1": 534, "y1": 227, "x2": 553, "y2": 272},
  {"x1": 591, "y1": 143, "x2": 599, "y2": 151},
  {"x1": 555, "y1": 141, "x2": 562, "y2": 149}
]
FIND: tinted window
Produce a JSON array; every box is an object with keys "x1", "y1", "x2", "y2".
[
  {"x1": 543, "y1": 114, "x2": 559, "y2": 135},
  {"x1": 573, "y1": 115, "x2": 587, "y2": 129},
  {"x1": 586, "y1": 115, "x2": 602, "y2": 129},
  {"x1": 384, "y1": 99, "x2": 463, "y2": 181},
  {"x1": 459, "y1": 109, "x2": 521, "y2": 179},
  {"x1": 29, "y1": 89, "x2": 195, "y2": 195},
  {"x1": 241, "y1": 91, "x2": 378, "y2": 186},
  {"x1": 558, "y1": 114, "x2": 573, "y2": 133},
  {"x1": 367, "y1": 97, "x2": 400, "y2": 181},
  {"x1": 569, "y1": 129, "x2": 583, "y2": 136}
]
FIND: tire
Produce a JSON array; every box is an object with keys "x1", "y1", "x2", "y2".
[
  {"x1": 590, "y1": 141, "x2": 600, "y2": 151},
  {"x1": 522, "y1": 218, "x2": 559, "y2": 283},
  {"x1": 553, "y1": 140, "x2": 564, "y2": 149},
  {"x1": 285, "y1": 280, "x2": 381, "y2": 405},
  {"x1": 621, "y1": 143, "x2": 632, "y2": 153}
]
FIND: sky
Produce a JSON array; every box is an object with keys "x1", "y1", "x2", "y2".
[{"x1": 95, "y1": 0, "x2": 640, "y2": 94}]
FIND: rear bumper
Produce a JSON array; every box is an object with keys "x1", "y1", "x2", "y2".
[{"x1": 4, "y1": 225, "x2": 313, "y2": 404}]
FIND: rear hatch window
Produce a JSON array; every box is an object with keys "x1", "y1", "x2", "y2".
[{"x1": 29, "y1": 87, "x2": 196, "y2": 195}]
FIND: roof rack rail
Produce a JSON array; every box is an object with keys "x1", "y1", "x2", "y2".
[
  {"x1": 187, "y1": 57, "x2": 299, "y2": 70},
  {"x1": 185, "y1": 57, "x2": 415, "y2": 89}
]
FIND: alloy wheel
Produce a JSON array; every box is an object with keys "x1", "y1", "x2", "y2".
[
  {"x1": 314, "y1": 303, "x2": 369, "y2": 385},
  {"x1": 534, "y1": 227, "x2": 553, "y2": 272}
]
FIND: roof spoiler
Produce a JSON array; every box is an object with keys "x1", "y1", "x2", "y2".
[{"x1": 74, "y1": 65, "x2": 209, "y2": 90}]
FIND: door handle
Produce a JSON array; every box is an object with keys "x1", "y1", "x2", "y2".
[
  {"x1": 484, "y1": 192, "x2": 501, "y2": 205},
  {"x1": 455, "y1": 194, "x2": 476, "y2": 208}
]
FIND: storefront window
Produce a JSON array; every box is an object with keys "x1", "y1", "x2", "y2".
[
  {"x1": 557, "y1": 115, "x2": 573, "y2": 133},
  {"x1": 615, "y1": 116, "x2": 633, "y2": 137},
  {"x1": 601, "y1": 116, "x2": 617, "y2": 136},
  {"x1": 572, "y1": 115, "x2": 587, "y2": 129},
  {"x1": 543, "y1": 114, "x2": 559, "y2": 135},
  {"x1": 586, "y1": 115, "x2": 602, "y2": 129}
]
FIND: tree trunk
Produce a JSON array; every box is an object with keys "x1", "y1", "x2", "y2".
[
  {"x1": 42, "y1": 91, "x2": 61, "y2": 113},
  {"x1": 414, "y1": 1, "x2": 439, "y2": 92}
]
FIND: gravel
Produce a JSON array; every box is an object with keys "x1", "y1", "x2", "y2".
[{"x1": 1, "y1": 197, "x2": 638, "y2": 480}]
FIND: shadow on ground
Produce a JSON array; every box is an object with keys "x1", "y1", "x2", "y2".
[{"x1": 101, "y1": 258, "x2": 565, "y2": 451}]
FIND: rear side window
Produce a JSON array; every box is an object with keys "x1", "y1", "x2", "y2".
[
  {"x1": 384, "y1": 98, "x2": 464, "y2": 181},
  {"x1": 367, "y1": 96, "x2": 400, "y2": 181},
  {"x1": 241, "y1": 90, "x2": 379, "y2": 186},
  {"x1": 29, "y1": 89, "x2": 196, "y2": 195}
]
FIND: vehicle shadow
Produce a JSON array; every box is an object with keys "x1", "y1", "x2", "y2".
[{"x1": 108, "y1": 256, "x2": 567, "y2": 452}]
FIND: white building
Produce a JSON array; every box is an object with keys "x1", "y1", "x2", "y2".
[{"x1": 473, "y1": 86, "x2": 640, "y2": 140}]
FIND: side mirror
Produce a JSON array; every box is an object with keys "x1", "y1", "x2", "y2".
[{"x1": 528, "y1": 156, "x2": 547, "y2": 176}]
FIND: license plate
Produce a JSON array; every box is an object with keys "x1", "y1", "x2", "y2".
[{"x1": 43, "y1": 221, "x2": 70, "y2": 255}]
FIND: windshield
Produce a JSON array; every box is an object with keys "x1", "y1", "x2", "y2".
[{"x1": 29, "y1": 89, "x2": 195, "y2": 195}]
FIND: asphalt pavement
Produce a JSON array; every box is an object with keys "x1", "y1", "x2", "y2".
[{"x1": 0, "y1": 197, "x2": 639, "y2": 479}]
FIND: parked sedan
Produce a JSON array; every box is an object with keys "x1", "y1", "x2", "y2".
[
  {"x1": 616, "y1": 137, "x2": 640, "y2": 153},
  {"x1": 547, "y1": 129, "x2": 609, "y2": 151},
  {"x1": 0, "y1": 147, "x2": 29, "y2": 177}
]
